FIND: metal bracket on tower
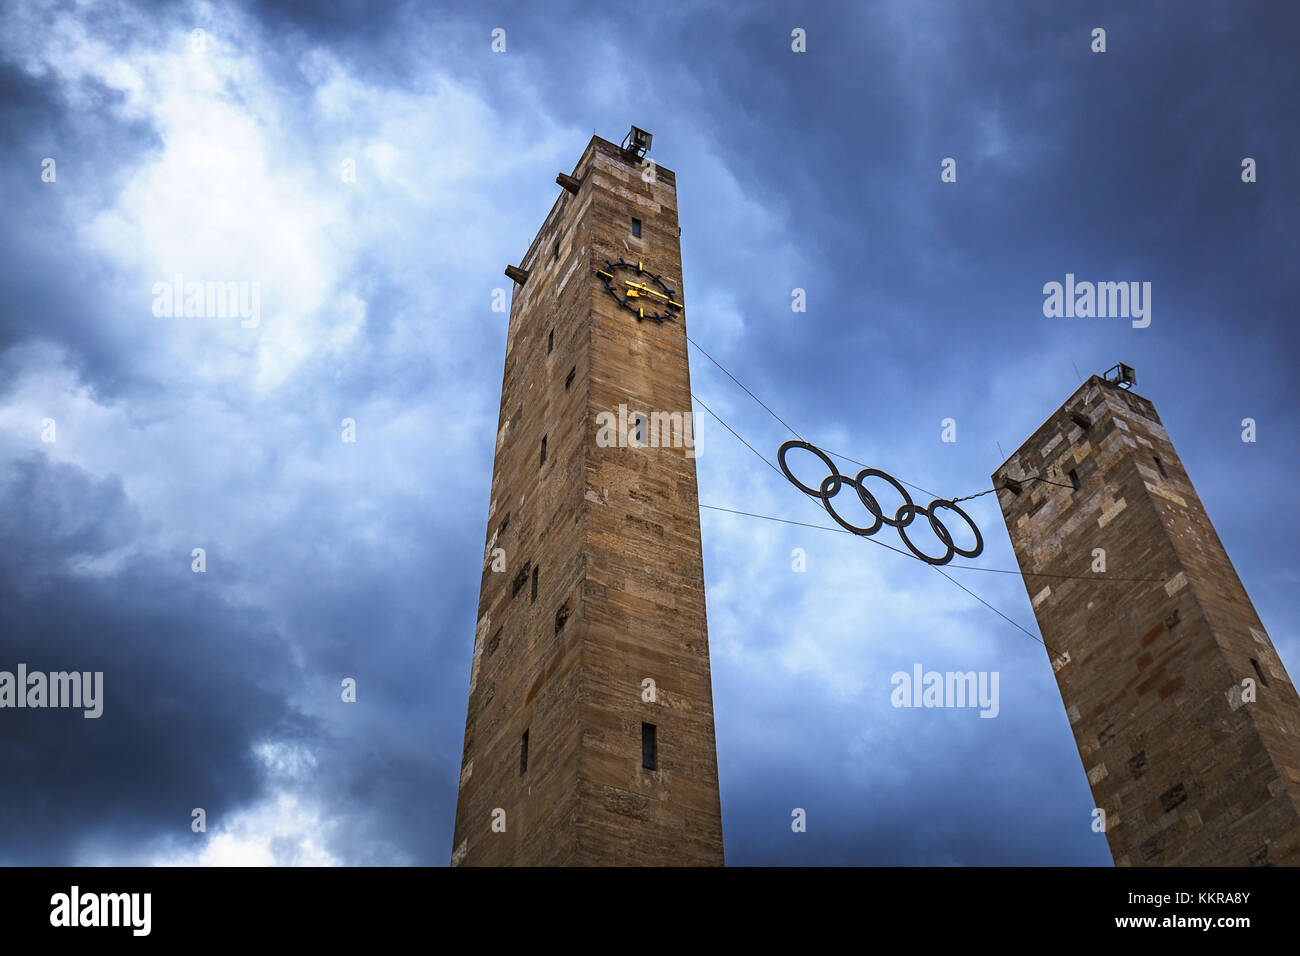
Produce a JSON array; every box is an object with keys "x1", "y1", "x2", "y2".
[
  {"x1": 1104, "y1": 363, "x2": 1137, "y2": 389},
  {"x1": 620, "y1": 126, "x2": 652, "y2": 161}
]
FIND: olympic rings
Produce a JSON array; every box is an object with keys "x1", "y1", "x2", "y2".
[{"x1": 777, "y1": 440, "x2": 984, "y2": 566}]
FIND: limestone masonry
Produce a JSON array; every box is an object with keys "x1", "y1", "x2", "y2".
[
  {"x1": 451, "y1": 135, "x2": 725, "y2": 866},
  {"x1": 995, "y1": 376, "x2": 1300, "y2": 865}
]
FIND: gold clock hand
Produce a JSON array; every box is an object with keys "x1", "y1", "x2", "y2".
[
  {"x1": 621, "y1": 280, "x2": 683, "y2": 311},
  {"x1": 624, "y1": 281, "x2": 675, "y2": 303}
]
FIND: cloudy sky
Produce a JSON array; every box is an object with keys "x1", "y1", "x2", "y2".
[{"x1": 2, "y1": 0, "x2": 1296, "y2": 866}]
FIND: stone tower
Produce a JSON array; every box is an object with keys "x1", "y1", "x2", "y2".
[
  {"x1": 451, "y1": 132, "x2": 725, "y2": 866},
  {"x1": 994, "y1": 371, "x2": 1300, "y2": 866}
]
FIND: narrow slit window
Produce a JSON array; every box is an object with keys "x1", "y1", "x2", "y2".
[
  {"x1": 565, "y1": 366, "x2": 576, "y2": 390},
  {"x1": 520, "y1": 729, "x2": 529, "y2": 775},
  {"x1": 547, "y1": 329, "x2": 554, "y2": 354},
  {"x1": 540, "y1": 434, "x2": 547, "y2": 467},
  {"x1": 631, "y1": 217, "x2": 642, "y2": 238},
  {"x1": 1154, "y1": 456, "x2": 1167, "y2": 478},
  {"x1": 1068, "y1": 468, "x2": 1081, "y2": 491},
  {"x1": 553, "y1": 239, "x2": 560, "y2": 262},
  {"x1": 641, "y1": 722, "x2": 657, "y2": 771},
  {"x1": 1251, "y1": 658, "x2": 1270, "y2": 688},
  {"x1": 531, "y1": 566, "x2": 538, "y2": 602}
]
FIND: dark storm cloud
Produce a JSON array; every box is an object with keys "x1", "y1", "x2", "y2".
[
  {"x1": 0, "y1": 455, "x2": 313, "y2": 864},
  {"x1": 0, "y1": 55, "x2": 163, "y2": 398}
]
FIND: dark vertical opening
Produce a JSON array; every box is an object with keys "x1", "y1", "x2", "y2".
[
  {"x1": 641, "y1": 722, "x2": 657, "y2": 771},
  {"x1": 1154, "y1": 456, "x2": 1167, "y2": 478},
  {"x1": 1068, "y1": 468, "x2": 1081, "y2": 491},
  {"x1": 547, "y1": 329, "x2": 554, "y2": 354},
  {"x1": 520, "y1": 729, "x2": 529, "y2": 775},
  {"x1": 565, "y1": 366, "x2": 575, "y2": 390},
  {"x1": 512, "y1": 562, "x2": 530, "y2": 597},
  {"x1": 631, "y1": 217, "x2": 642, "y2": 238},
  {"x1": 1251, "y1": 658, "x2": 1270, "y2": 688},
  {"x1": 531, "y1": 566, "x2": 538, "y2": 602},
  {"x1": 540, "y1": 434, "x2": 547, "y2": 466},
  {"x1": 553, "y1": 239, "x2": 559, "y2": 262}
]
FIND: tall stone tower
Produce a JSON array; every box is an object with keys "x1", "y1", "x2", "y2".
[
  {"x1": 451, "y1": 132, "x2": 725, "y2": 866},
  {"x1": 994, "y1": 370, "x2": 1300, "y2": 866}
]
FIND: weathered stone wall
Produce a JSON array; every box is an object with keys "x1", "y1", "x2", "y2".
[
  {"x1": 994, "y1": 376, "x2": 1300, "y2": 865},
  {"x1": 452, "y1": 136, "x2": 724, "y2": 866}
]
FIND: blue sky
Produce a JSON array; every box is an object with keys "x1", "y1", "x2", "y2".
[{"x1": 1, "y1": 0, "x2": 1296, "y2": 865}]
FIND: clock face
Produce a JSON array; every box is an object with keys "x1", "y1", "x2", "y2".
[{"x1": 596, "y1": 258, "x2": 683, "y2": 323}]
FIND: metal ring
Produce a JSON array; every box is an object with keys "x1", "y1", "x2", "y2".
[
  {"x1": 778, "y1": 440, "x2": 843, "y2": 500},
  {"x1": 927, "y1": 499, "x2": 983, "y2": 559},
  {"x1": 820, "y1": 474, "x2": 883, "y2": 536},
  {"x1": 894, "y1": 503, "x2": 956, "y2": 565},
  {"x1": 854, "y1": 468, "x2": 914, "y2": 528}
]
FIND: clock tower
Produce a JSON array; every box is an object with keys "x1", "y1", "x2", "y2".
[{"x1": 451, "y1": 131, "x2": 725, "y2": 866}]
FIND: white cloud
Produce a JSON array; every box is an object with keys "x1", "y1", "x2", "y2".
[{"x1": 154, "y1": 792, "x2": 344, "y2": 867}]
